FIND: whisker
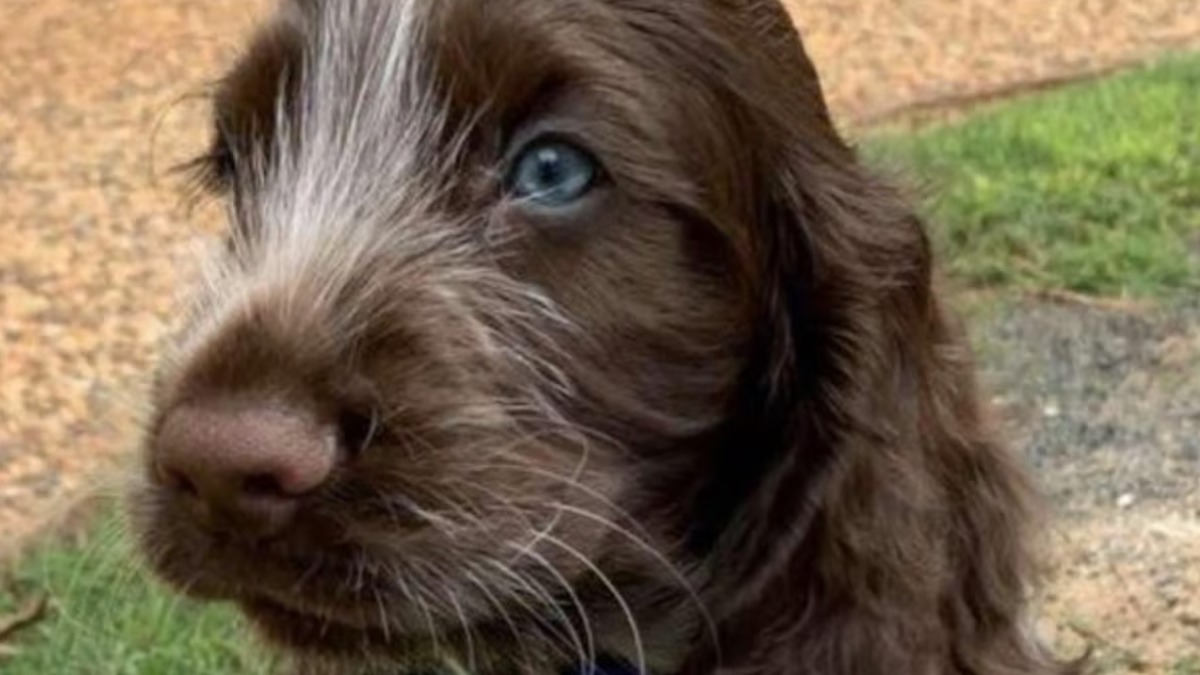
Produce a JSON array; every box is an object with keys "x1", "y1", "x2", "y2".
[
  {"x1": 373, "y1": 587, "x2": 393, "y2": 643},
  {"x1": 481, "y1": 558, "x2": 588, "y2": 666},
  {"x1": 444, "y1": 580, "x2": 479, "y2": 672},
  {"x1": 447, "y1": 463, "x2": 721, "y2": 661},
  {"x1": 544, "y1": 502, "x2": 720, "y2": 660},
  {"x1": 535, "y1": 533, "x2": 647, "y2": 675},
  {"x1": 464, "y1": 565, "x2": 536, "y2": 670},
  {"x1": 506, "y1": 542, "x2": 597, "y2": 669}
]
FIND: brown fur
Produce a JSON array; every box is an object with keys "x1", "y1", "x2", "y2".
[{"x1": 130, "y1": 1, "x2": 1080, "y2": 673}]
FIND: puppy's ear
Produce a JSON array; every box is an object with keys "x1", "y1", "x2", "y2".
[
  {"x1": 689, "y1": 8, "x2": 1074, "y2": 672},
  {"x1": 690, "y1": 0, "x2": 937, "y2": 564},
  {"x1": 728, "y1": 0, "x2": 837, "y2": 125}
]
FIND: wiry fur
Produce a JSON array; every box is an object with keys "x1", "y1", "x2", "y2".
[{"x1": 130, "y1": 1, "x2": 1081, "y2": 673}]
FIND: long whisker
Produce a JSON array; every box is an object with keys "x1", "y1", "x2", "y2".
[
  {"x1": 481, "y1": 558, "x2": 588, "y2": 667},
  {"x1": 373, "y1": 587, "x2": 393, "y2": 643},
  {"x1": 443, "y1": 580, "x2": 479, "y2": 673},
  {"x1": 506, "y1": 542, "x2": 597, "y2": 669},
  {"x1": 544, "y1": 502, "x2": 720, "y2": 660},
  {"x1": 430, "y1": 474, "x2": 590, "y2": 667},
  {"x1": 535, "y1": 533, "x2": 647, "y2": 675},
  {"x1": 410, "y1": 579, "x2": 445, "y2": 660},
  {"x1": 450, "y1": 462, "x2": 721, "y2": 659},
  {"x1": 464, "y1": 565, "x2": 536, "y2": 670},
  {"x1": 463, "y1": 461, "x2": 655, "y2": 542}
]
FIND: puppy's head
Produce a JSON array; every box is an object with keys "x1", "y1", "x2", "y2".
[{"x1": 132, "y1": 0, "x2": 944, "y2": 671}]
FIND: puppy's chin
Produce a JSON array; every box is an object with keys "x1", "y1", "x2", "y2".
[
  {"x1": 130, "y1": 451, "x2": 635, "y2": 668},
  {"x1": 238, "y1": 597, "x2": 436, "y2": 660},
  {"x1": 137, "y1": 520, "x2": 482, "y2": 660}
]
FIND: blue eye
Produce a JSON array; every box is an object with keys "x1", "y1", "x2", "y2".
[{"x1": 507, "y1": 139, "x2": 599, "y2": 208}]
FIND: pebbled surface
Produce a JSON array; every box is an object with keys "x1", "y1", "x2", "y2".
[
  {"x1": 976, "y1": 299, "x2": 1200, "y2": 672},
  {"x1": 0, "y1": 0, "x2": 271, "y2": 551},
  {"x1": 786, "y1": 0, "x2": 1200, "y2": 125}
]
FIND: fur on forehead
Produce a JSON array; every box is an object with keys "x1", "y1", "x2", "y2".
[{"x1": 207, "y1": 0, "x2": 800, "y2": 232}]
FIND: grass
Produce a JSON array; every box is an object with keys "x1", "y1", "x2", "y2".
[
  {"x1": 1174, "y1": 657, "x2": 1200, "y2": 675},
  {"x1": 2, "y1": 52, "x2": 1199, "y2": 674},
  {"x1": 0, "y1": 512, "x2": 275, "y2": 675},
  {"x1": 866, "y1": 53, "x2": 1200, "y2": 298}
]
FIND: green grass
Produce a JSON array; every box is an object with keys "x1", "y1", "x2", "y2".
[
  {"x1": 867, "y1": 54, "x2": 1200, "y2": 298},
  {"x1": 0, "y1": 514, "x2": 275, "y2": 675},
  {"x1": 3, "y1": 53, "x2": 1199, "y2": 674}
]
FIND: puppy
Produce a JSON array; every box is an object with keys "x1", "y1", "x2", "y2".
[{"x1": 130, "y1": 1, "x2": 1078, "y2": 673}]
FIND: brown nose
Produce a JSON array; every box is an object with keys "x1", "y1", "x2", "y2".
[{"x1": 154, "y1": 399, "x2": 339, "y2": 539}]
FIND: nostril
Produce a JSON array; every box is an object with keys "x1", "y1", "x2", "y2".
[
  {"x1": 338, "y1": 408, "x2": 377, "y2": 455},
  {"x1": 163, "y1": 467, "x2": 199, "y2": 498},
  {"x1": 242, "y1": 472, "x2": 286, "y2": 498}
]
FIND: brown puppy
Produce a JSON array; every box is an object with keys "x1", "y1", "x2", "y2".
[{"x1": 129, "y1": 1, "x2": 1078, "y2": 673}]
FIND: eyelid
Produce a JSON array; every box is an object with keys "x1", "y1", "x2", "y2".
[
  {"x1": 503, "y1": 125, "x2": 591, "y2": 166},
  {"x1": 178, "y1": 134, "x2": 235, "y2": 195},
  {"x1": 199, "y1": 128, "x2": 237, "y2": 187},
  {"x1": 211, "y1": 140, "x2": 237, "y2": 183}
]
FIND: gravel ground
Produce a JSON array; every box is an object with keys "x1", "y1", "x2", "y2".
[
  {"x1": 978, "y1": 299, "x2": 1200, "y2": 672},
  {"x1": 786, "y1": 0, "x2": 1200, "y2": 125},
  {"x1": 985, "y1": 301, "x2": 1200, "y2": 514},
  {"x1": 0, "y1": 0, "x2": 268, "y2": 552},
  {"x1": 0, "y1": 0, "x2": 1198, "y2": 670}
]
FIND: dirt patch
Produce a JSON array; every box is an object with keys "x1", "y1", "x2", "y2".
[
  {"x1": 979, "y1": 299, "x2": 1200, "y2": 672},
  {"x1": 783, "y1": 0, "x2": 1200, "y2": 126},
  {"x1": 0, "y1": 0, "x2": 272, "y2": 555}
]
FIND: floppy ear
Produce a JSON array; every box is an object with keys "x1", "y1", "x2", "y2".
[
  {"x1": 684, "y1": 4, "x2": 1076, "y2": 673},
  {"x1": 688, "y1": 0, "x2": 938, "y2": 567}
]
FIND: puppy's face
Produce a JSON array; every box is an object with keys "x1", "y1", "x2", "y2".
[{"x1": 133, "y1": 0, "x2": 773, "y2": 669}]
